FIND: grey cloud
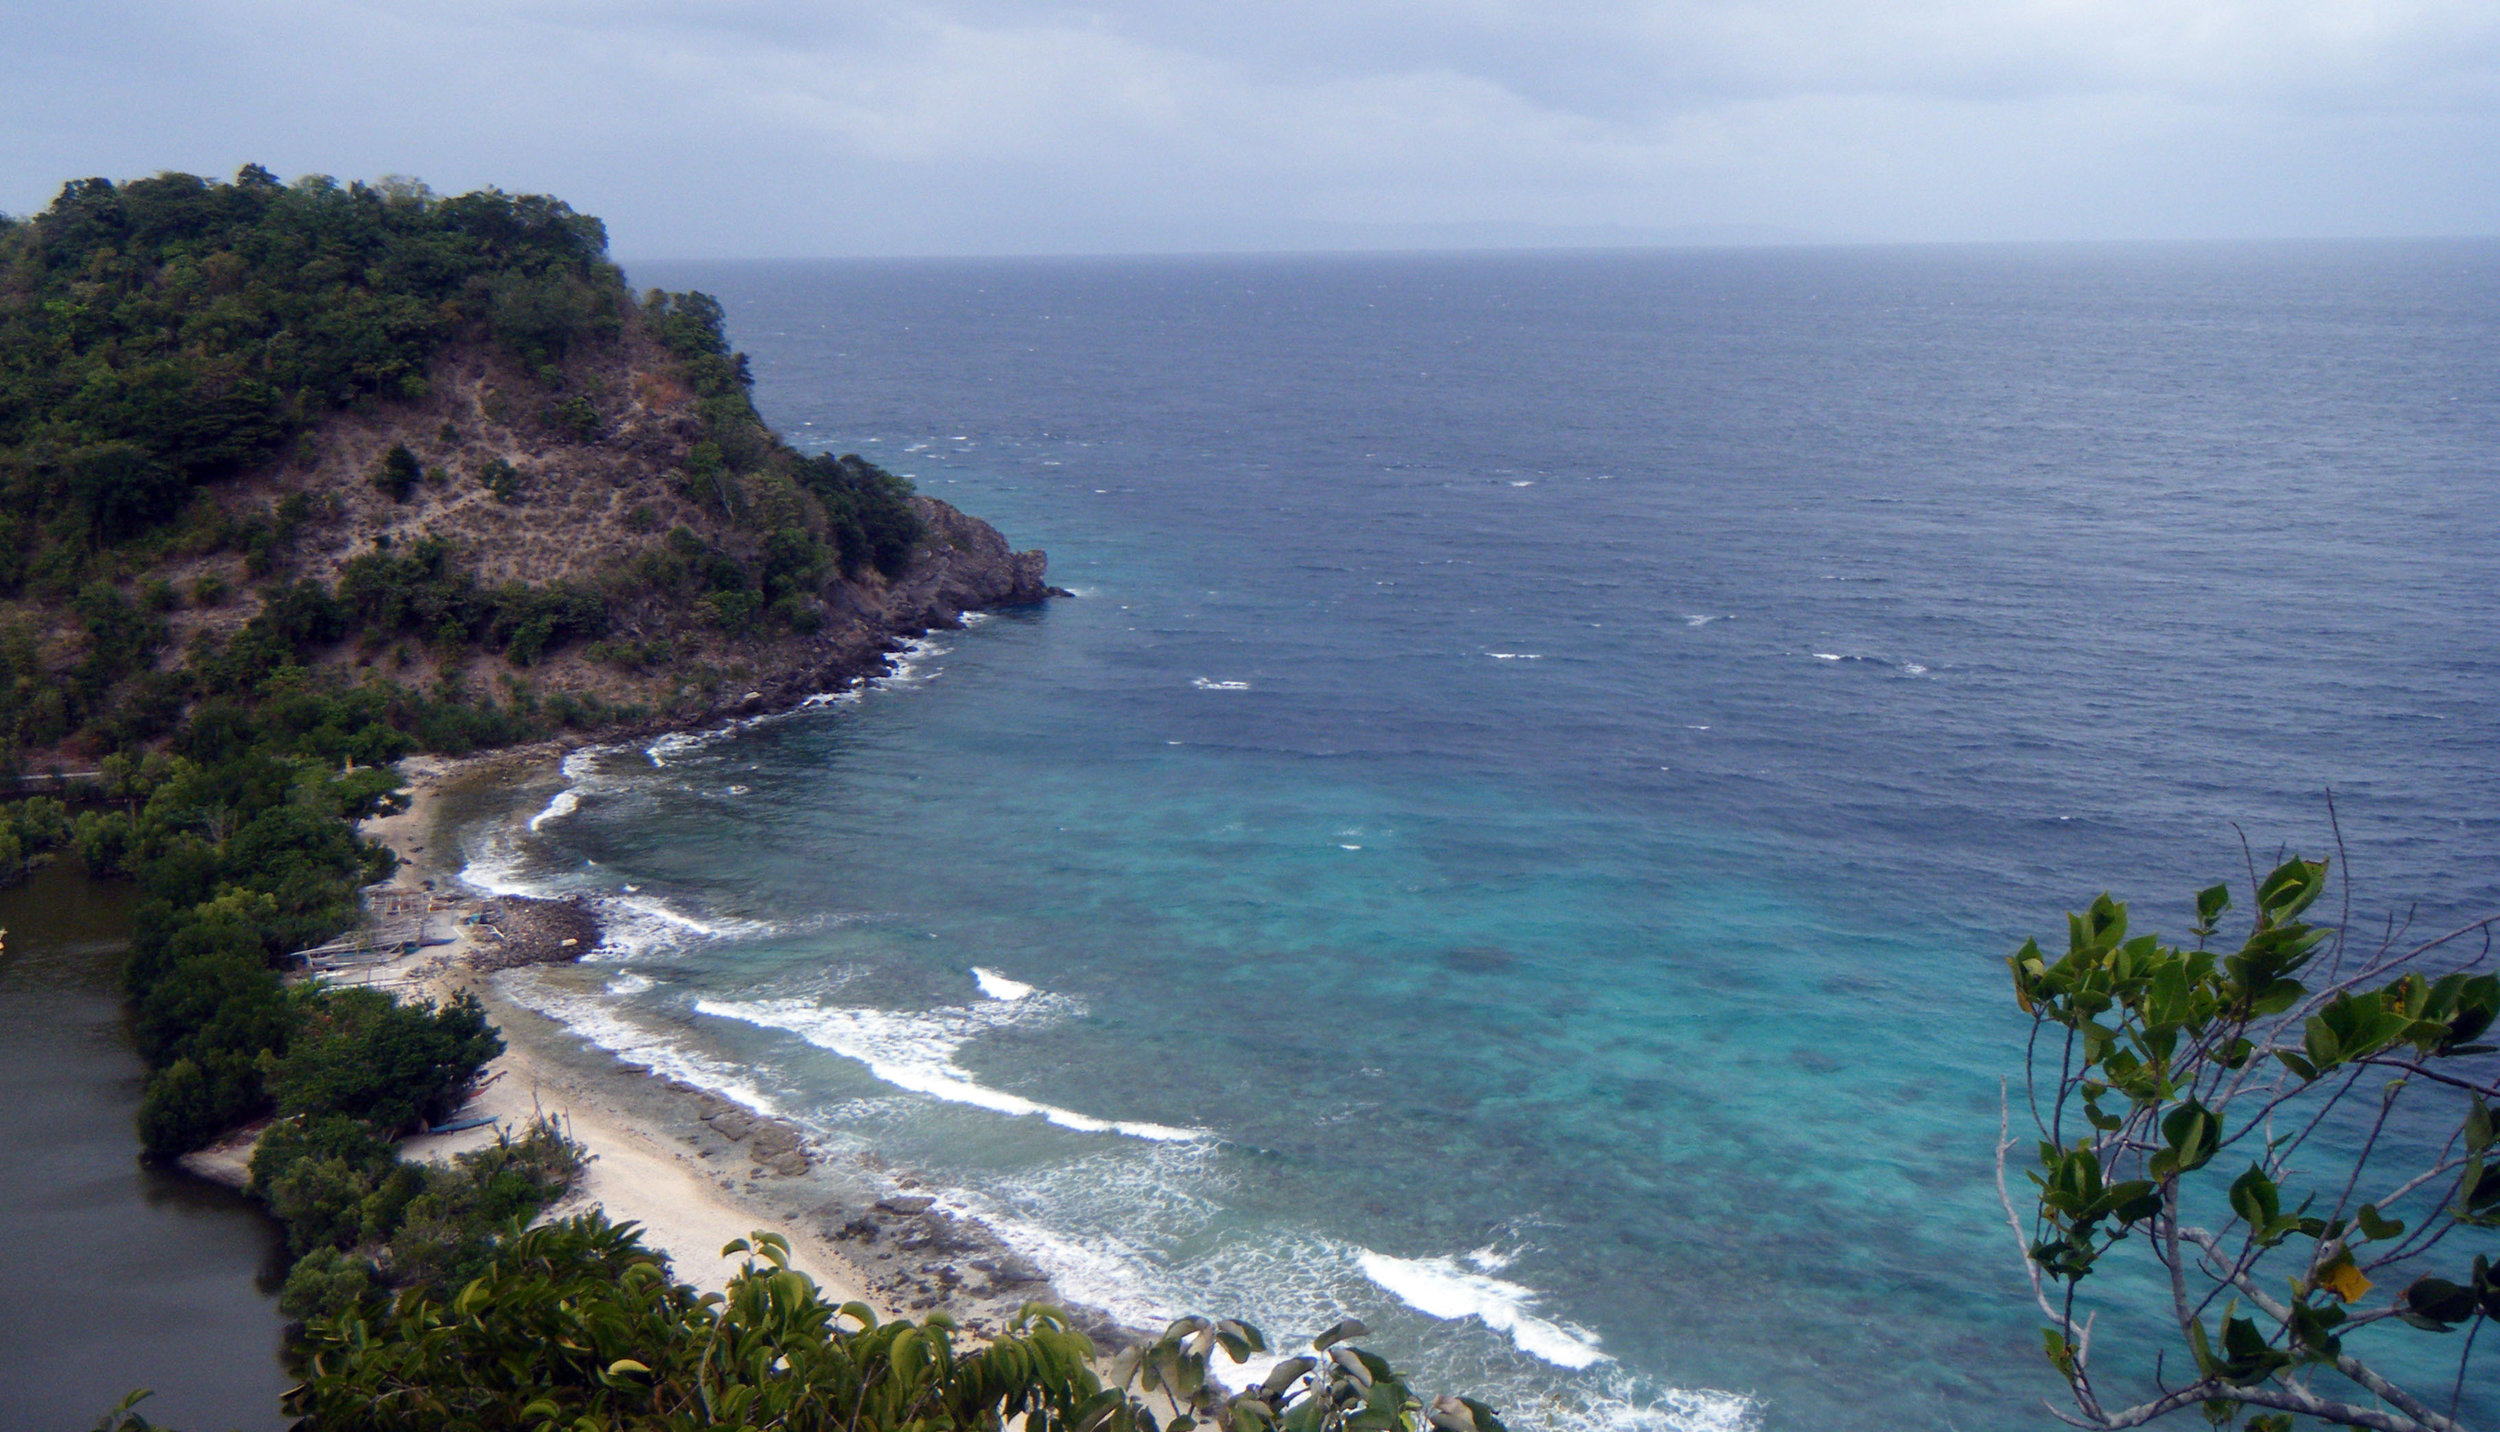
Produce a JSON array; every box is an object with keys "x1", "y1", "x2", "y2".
[{"x1": 1, "y1": 0, "x2": 2493, "y2": 253}]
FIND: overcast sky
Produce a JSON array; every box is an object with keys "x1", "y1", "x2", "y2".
[{"x1": 3, "y1": 0, "x2": 2494, "y2": 256}]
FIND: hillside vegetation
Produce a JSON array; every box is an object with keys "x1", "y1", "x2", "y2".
[
  {"x1": 0, "y1": 168, "x2": 1056, "y2": 1355},
  {"x1": 0, "y1": 164, "x2": 1038, "y2": 775}
]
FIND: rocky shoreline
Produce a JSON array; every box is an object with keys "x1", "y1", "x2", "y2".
[
  {"x1": 456, "y1": 975, "x2": 1129, "y2": 1343},
  {"x1": 496, "y1": 492, "x2": 1069, "y2": 756},
  {"x1": 350, "y1": 545, "x2": 1150, "y2": 1345},
  {"x1": 463, "y1": 895, "x2": 604, "y2": 972}
]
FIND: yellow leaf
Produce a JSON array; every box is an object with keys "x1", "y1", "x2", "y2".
[{"x1": 2317, "y1": 1254, "x2": 2372, "y2": 1304}]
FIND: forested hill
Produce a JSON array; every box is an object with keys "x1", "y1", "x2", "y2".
[{"x1": 0, "y1": 165, "x2": 1052, "y2": 774}]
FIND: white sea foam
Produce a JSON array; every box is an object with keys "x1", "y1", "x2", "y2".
[
  {"x1": 972, "y1": 966, "x2": 1035, "y2": 1000},
  {"x1": 1682, "y1": 615, "x2": 1719, "y2": 627},
  {"x1": 1487, "y1": 652, "x2": 1542, "y2": 660},
  {"x1": 593, "y1": 892, "x2": 778, "y2": 961},
  {"x1": 637, "y1": 632, "x2": 964, "y2": 771},
  {"x1": 1192, "y1": 678, "x2": 1252, "y2": 691},
  {"x1": 457, "y1": 825, "x2": 553, "y2": 899},
  {"x1": 1356, "y1": 1249, "x2": 1610, "y2": 1370},
  {"x1": 1904, "y1": 662, "x2": 1928, "y2": 675},
  {"x1": 1812, "y1": 652, "x2": 1842, "y2": 661},
  {"x1": 505, "y1": 976, "x2": 787, "y2": 1118},
  {"x1": 1570, "y1": 1382, "x2": 1757, "y2": 1432},
  {"x1": 924, "y1": 1161, "x2": 1753, "y2": 1432},
  {"x1": 607, "y1": 971, "x2": 658, "y2": 995},
  {"x1": 529, "y1": 789, "x2": 581, "y2": 831},
  {"x1": 1338, "y1": 844, "x2": 1363, "y2": 851},
  {"x1": 646, "y1": 730, "x2": 714, "y2": 768},
  {"x1": 694, "y1": 993, "x2": 1206, "y2": 1142},
  {"x1": 966, "y1": 1203, "x2": 1183, "y2": 1331},
  {"x1": 883, "y1": 637, "x2": 949, "y2": 687}
]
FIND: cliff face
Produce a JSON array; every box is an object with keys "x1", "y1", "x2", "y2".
[{"x1": 286, "y1": 317, "x2": 1065, "y2": 724}]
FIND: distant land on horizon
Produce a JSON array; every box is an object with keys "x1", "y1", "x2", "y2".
[{"x1": 603, "y1": 225, "x2": 2500, "y2": 267}]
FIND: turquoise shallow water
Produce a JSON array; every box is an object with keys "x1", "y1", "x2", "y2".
[{"x1": 471, "y1": 244, "x2": 2500, "y2": 1431}]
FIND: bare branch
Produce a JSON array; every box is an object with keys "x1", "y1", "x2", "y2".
[{"x1": 2358, "y1": 1057, "x2": 2500, "y2": 1100}]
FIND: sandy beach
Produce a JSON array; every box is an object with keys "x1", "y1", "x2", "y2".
[{"x1": 336, "y1": 749, "x2": 1075, "y2": 1332}]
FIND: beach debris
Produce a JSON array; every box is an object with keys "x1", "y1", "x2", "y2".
[
  {"x1": 464, "y1": 895, "x2": 601, "y2": 971},
  {"x1": 424, "y1": 1113, "x2": 501, "y2": 1136}
]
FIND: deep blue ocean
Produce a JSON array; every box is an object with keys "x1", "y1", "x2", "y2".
[{"x1": 469, "y1": 243, "x2": 2500, "y2": 1432}]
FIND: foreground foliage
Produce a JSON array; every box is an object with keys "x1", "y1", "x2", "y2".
[
  {"x1": 276, "y1": 1215, "x2": 1507, "y2": 1432},
  {"x1": 2005, "y1": 856, "x2": 2497, "y2": 1430}
]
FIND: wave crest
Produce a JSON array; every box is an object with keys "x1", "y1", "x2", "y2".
[
  {"x1": 695, "y1": 985, "x2": 1204, "y2": 1142},
  {"x1": 1356, "y1": 1248, "x2": 1609, "y2": 1370}
]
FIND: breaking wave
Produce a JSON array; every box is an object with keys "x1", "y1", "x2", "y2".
[
  {"x1": 694, "y1": 973, "x2": 1205, "y2": 1142},
  {"x1": 1356, "y1": 1248, "x2": 1610, "y2": 1370}
]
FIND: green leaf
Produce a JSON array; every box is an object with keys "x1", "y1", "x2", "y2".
[
  {"x1": 2041, "y1": 1329, "x2": 2075, "y2": 1378},
  {"x1": 2155, "y1": 1099, "x2": 2220, "y2": 1176},
  {"x1": 2256, "y1": 859, "x2": 2325, "y2": 921},
  {"x1": 1309, "y1": 1319, "x2": 1368, "y2": 1351},
  {"x1": 2227, "y1": 1164, "x2": 2279, "y2": 1232},
  {"x1": 2462, "y1": 1161, "x2": 2500, "y2": 1220},
  {"x1": 2400, "y1": 1276, "x2": 2478, "y2": 1330},
  {"x1": 2216, "y1": 1312, "x2": 2293, "y2": 1384},
  {"x1": 2354, "y1": 1203, "x2": 2405, "y2": 1241},
  {"x1": 1327, "y1": 1347, "x2": 1374, "y2": 1389},
  {"x1": 1260, "y1": 1357, "x2": 1317, "y2": 1397},
  {"x1": 2186, "y1": 1313, "x2": 2217, "y2": 1377}
]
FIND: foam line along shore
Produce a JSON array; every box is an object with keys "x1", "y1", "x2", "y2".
[
  {"x1": 383, "y1": 735, "x2": 1765, "y2": 1432},
  {"x1": 351, "y1": 737, "x2": 1095, "y2": 1334}
]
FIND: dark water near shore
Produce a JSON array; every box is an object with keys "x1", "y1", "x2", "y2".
[
  {"x1": 0, "y1": 863, "x2": 291, "y2": 1431},
  {"x1": 469, "y1": 243, "x2": 2500, "y2": 1431}
]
